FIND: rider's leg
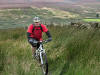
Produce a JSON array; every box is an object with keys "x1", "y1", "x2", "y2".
[
  {"x1": 32, "y1": 47, "x2": 36, "y2": 55},
  {"x1": 28, "y1": 38, "x2": 38, "y2": 58}
]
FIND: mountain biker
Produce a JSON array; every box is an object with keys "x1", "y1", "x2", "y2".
[{"x1": 27, "y1": 16, "x2": 52, "y2": 58}]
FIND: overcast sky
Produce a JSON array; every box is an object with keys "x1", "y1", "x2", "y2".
[
  {"x1": 0, "y1": 0, "x2": 98, "y2": 3},
  {"x1": 0, "y1": 0, "x2": 65, "y2": 3}
]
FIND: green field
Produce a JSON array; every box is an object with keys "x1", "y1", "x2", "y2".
[
  {"x1": 83, "y1": 19, "x2": 100, "y2": 22},
  {"x1": 0, "y1": 26, "x2": 100, "y2": 75}
]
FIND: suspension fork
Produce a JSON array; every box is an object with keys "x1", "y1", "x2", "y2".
[{"x1": 40, "y1": 52, "x2": 43, "y2": 65}]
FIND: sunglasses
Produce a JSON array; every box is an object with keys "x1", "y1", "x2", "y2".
[{"x1": 35, "y1": 22, "x2": 39, "y2": 23}]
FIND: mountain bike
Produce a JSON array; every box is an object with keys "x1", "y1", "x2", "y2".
[{"x1": 34, "y1": 41, "x2": 48, "y2": 75}]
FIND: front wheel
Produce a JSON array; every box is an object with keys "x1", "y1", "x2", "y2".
[{"x1": 40, "y1": 53, "x2": 48, "y2": 75}]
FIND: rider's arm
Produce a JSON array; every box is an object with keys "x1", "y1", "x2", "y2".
[
  {"x1": 27, "y1": 32, "x2": 31, "y2": 39},
  {"x1": 46, "y1": 31, "x2": 52, "y2": 42},
  {"x1": 41, "y1": 24, "x2": 52, "y2": 42},
  {"x1": 27, "y1": 24, "x2": 33, "y2": 39}
]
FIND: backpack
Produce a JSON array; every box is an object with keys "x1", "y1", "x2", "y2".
[{"x1": 32, "y1": 24, "x2": 43, "y2": 32}]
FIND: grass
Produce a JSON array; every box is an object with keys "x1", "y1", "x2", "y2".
[
  {"x1": 0, "y1": 26, "x2": 100, "y2": 75},
  {"x1": 83, "y1": 18, "x2": 100, "y2": 22}
]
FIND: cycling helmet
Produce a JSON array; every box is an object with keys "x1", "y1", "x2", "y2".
[{"x1": 33, "y1": 16, "x2": 40, "y2": 22}]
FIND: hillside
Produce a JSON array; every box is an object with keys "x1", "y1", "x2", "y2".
[
  {"x1": 0, "y1": 26, "x2": 100, "y2": 75},
  {"x1": 1, "y1": 6, "x2": 100, "y2": 29},
  {"x1": 0, "y1": 1, "x2": 100, "y2": 20},
  {"x1": 0, "y1": 8, "x2": 80, "y2": 29},
  {"x1": 26, "y1": 2, "x2": 100, "y2": 19}
]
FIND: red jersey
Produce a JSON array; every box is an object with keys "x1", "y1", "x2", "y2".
[{"x1": 27, "y1": 24, "x2": 48, "y2": 41}]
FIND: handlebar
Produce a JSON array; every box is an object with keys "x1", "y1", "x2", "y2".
[
  {"x1": 38, "y1": 38, "x2": 52, "y2": 44},
  {"x1": 39, "y1": 40, "x2": 48, "y2": 44}
]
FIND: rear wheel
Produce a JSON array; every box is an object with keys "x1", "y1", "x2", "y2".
[{"x1": 40, "y1": 53, "x2": 48, "y2": 75}]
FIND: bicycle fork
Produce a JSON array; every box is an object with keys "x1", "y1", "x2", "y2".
[{"x1": 40, "y1": 52, "x2": 43, "y2": 65}]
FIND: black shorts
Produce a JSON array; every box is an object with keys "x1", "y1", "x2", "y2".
[{"x1": 28, "y1": 38, "x2": 40, "y2": 48}]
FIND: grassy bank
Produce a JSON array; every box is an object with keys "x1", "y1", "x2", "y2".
[{"x1": 0, "y1": 26, "x2": 100, "y2": 75}]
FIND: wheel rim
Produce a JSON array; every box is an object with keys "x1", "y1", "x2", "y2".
[{"x1": 41, "y1": 64, "x2": 47, "y2": 74}]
